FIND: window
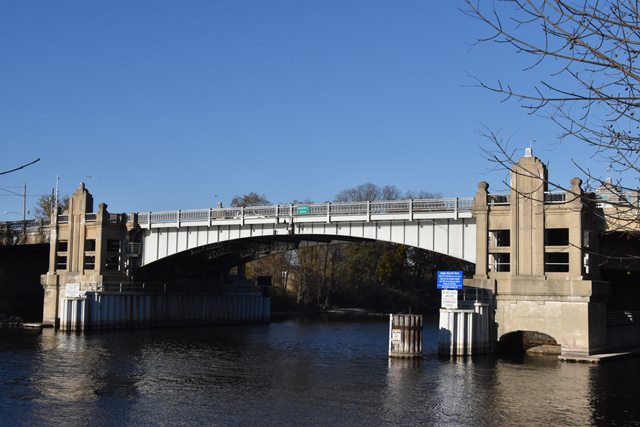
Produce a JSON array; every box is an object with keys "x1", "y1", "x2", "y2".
[
  {"x1": 490, "y1": 253, "x2": 510, "y2": 272},
  {"x1": 107, "y1": 239, "x2": 120, "y2": 253},
  {"x1": 56, "y1": 256, "x2": 67, "y2": 270},
  {"x1": 85, "y1": 239, "x2": 96, "y2": 251},
  {"x1": 545, "y1": 252, "x2": 569, "y2": 272},
  {"x1": 545, "y1": 228, "x2": 569, "y2": 246},
  {"x1": 84, "y1": 255, "x2": 95, "y2": 270},
  {"x1": 57, "y1": 240, "x2": 68, "y2": 252},
  {"x1": 105, "y1": 255, "x2": 120, "y2": 271},
  {"x1": 490, "y1": 230, "x2": 510, "y2": 247}
]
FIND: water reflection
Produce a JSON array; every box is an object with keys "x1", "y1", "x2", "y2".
[{"x1": 1, "y1": 319, "x2": 639, "y2": 426}]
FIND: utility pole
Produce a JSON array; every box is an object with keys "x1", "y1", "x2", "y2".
[{"x1": 22, "y1": 184, "x2": 26, "y2": 222}]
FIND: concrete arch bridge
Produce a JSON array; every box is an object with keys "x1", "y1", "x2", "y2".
[
  {"x1": 37, "y1": 151, "x2": 640, "y2": 358},
  {"x1": 134, "y1": 198, "x2": 477, "y2": 268}
]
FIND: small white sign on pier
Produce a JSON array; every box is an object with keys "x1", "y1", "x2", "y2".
[
  {"x1": 441, "y1": 289, "x2": 458, "y2": 309},
  {"x1": 65, "y1": 283, "x2": 81, "y2": 299}
]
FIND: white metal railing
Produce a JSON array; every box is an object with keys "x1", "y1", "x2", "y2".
[
  {"x1": 136, "y1": 197, "x2": 474, "y2": 226},
  {"x1": 0, "y1": 219, "x2": 51, "y2": 232}
]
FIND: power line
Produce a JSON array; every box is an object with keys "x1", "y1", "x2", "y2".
[{"x1": 0, "y1": 158, "x2": 40, "y2": 176}]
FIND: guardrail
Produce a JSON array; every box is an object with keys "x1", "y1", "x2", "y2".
[
  {"x1": 0, "y1": 219, "x2": 51, "y2": 232},
  {"x1": 136, "y1": 197, "x2": 475, "y2": 227}
]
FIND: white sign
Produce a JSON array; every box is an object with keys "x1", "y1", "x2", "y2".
[
  {"x1": 392, "y1": 329, "x2": 401, "y2": 342},
  {"x1": 65, "y1": 283, "x2": 81, "y2": 299},
  {"x1": 441, "y1": 289, "x2": 458, "y2": 309}
]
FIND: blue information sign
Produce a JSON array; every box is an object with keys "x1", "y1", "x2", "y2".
[{"x1": 437, "y1": 270, "x2": 463, "y2": 290}]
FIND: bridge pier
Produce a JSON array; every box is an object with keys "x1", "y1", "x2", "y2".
[
  {"x1": 466, "y1": 150, "x2": 612, "y2": 356},
  {"x1": 58, "y1": 290, "x2": 270, "y2": 331},
  {"x1": 41, "y1": 184, "x2": 271, "y2": 330}
]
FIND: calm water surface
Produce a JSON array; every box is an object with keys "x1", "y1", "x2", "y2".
[{"x1": 1, "y1": 315, "x2": 639, "y2": 426}]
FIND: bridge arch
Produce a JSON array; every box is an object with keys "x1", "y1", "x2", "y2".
[
  {"x1": 498, "y1": 330, "x2": 560, "y2": 353},
  {"x1": 135, "y1": 198, "x2": 477, "y2": 268}
]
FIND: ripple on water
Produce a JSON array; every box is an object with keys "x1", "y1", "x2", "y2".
[{"x1": 1, "y1": 320, "x2": 640, "y2": 426}]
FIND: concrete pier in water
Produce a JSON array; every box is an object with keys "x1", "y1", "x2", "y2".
[
  {"x1": 438, "y1": 302, "x2": 492, "y2": 357},
  {"x1": 59, "y1": 291, "x2": 270, "y2": 331},
  {"x1": 389, "y1": 314, "x2": 423, "y2": 358}
]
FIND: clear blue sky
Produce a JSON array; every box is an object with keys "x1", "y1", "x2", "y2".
[{"x1": 1, "y1": 1, "x2": 602, "y2": 216}]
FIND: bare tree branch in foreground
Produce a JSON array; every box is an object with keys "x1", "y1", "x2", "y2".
[{"x1": 464, "y1": 0, "x2": 640, "y2": 231}]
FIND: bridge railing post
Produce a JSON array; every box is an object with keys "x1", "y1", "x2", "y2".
[
  {"x1": 409, "y1": 199, "x2": 413, "y2": 221},
  {"x1": 326, "y1": 202, "x2": 331, "y2": 223},
  {"x1": 275, "y1": 204, "x2": 279, "y2": 224},
  {"x1": 366, "y1": 200, "x2": 371, "y2": 222},
  {"x1": 454, "y1": 197, "x2": 459, "y2": 220},
  {"x1": 240, "y1": 207, "x2": 245, "y2": 225},
  {"x1": 177, "y1": 210, "x2": 181, "y2": 227}
]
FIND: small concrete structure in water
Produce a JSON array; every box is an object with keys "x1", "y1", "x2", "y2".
[
  {"x1": 388, "y1": 314, "x2": 423, "y2": 358},
  {"x1": 438, "y1": 301, "x2": 492, "y2": 356}
]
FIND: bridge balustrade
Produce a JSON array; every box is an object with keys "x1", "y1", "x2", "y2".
[
  {"x1": 2, "y1": 219, "x2": 51, "y2": 232},
  {"x1": 136, "y1": 197, "x2": 475, "y2": 227}
]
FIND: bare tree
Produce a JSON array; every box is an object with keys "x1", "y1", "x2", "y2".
[
  {"x1": 464, "y1": 1, "x2": 640, "y2": 203},
  {"x1": 230, "y1": 192, "x2": 270, "y2": 208},
  {"x1": 335, "y1": 183, "x2": 438, "y2": 202},
  {"x1": 33, "y1": 193, "x2": 69, "y2": 220},
  {"x1": 335, "y1": 183, "x2": 384, "y2": 202}
]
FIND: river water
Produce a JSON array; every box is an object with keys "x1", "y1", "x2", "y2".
[{"x1": 1, "y1": 315, "x2": 639, "y2": 426}]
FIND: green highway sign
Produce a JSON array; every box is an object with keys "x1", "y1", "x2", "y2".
[{"x1": 297, "y1": 205, "x2": 310, "y2": 215}]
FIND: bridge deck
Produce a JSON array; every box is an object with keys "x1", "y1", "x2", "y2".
[{"x1": 137, "y1": 197, "x2": 474, "y2": 228}]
